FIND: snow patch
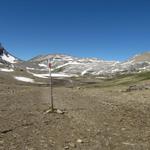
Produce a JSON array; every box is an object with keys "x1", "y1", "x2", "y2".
[
  {"x1": 81, "y1": 68, "x2": 92, "y2": 76},
  {"x1": 111, "y1": 68, "x2": 120, "y2": 73},
  {"x1": 54, "y1": 61, "x2": 81, "y2": 70},
  {"x1": 122, "y1": 60, "x2": 134, "y2": 65},
  {"x1": 14, "y1": 76, "x2": 35, "y2": 83},
  {"x1": 39, "y1": 63, "x2": 47, "y2": 67},
  {"x1": 28, "y1": 70, "x2": 74, "y2": 78},
  {"x1": 32, "y1": 73, "x2": 71, "y2": 78},
  {"x1": 26, "y1": 67, "x2": 36, "y2": 70},
  {"x1": 32, "y1": 73, "x2": 49, "y2": 78},
  {"x1": 111, "y1": 61, "x2": 120, "y2": 67},
  {"x1": 1, "y1": 54, "x2": 16, "y2": 63},
  {"x1": 52, "y1": 73, "x2": 71, "y2": 77},
  {"x1": 0, "y1": 68, "x2": 14, "y2": 72}
]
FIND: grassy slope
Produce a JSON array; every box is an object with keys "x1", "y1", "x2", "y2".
[{"x1": 74, "y1": 71, "x2": 150, "y2": 88}]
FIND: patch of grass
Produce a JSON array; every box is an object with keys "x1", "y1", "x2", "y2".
[
  {"x1": 135, "y1": 71, "x2": 150, "y2": 80},
  {"x1": 81, "y1": 71, "x2": 150, "y2": 88},
  {"x1": 53, "y1": 67, "x2": 65, "y2": 73}
]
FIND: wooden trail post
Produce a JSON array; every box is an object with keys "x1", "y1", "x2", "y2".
[
  {"x1": 48, "y1": 58, "x2": 54, "y2": 112},
  {"x1": 45, "y1": 58, "x2": 65, "y2": 115}
]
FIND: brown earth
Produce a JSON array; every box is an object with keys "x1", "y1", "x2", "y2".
[{"x1": 0, "y1": 78, "x2": 150, "y2": 150}]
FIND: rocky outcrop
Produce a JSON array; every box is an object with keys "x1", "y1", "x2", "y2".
[{"x1": 0, "y1": 44, "x2": 17, "y2": 64}]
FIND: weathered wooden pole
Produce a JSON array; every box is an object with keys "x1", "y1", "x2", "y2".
[{"x1": 48, "y1": 58, "x2": 54, "y2": 112}]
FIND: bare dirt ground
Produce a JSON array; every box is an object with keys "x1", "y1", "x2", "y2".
[{"x1": 0, "y1": 78, "x2": 150, "y2": 150}]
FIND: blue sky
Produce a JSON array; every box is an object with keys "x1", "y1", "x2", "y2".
[{"x1": 0, "y1": 0, "x2": 150, "y2": 61}]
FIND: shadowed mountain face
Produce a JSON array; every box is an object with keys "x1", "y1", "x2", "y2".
[
  {"x1": 0, "y1": 49, "x2": 4, "y2": 55},
  {"x1": 0, "y1": 43, "x2": 5, "y2": 55}
]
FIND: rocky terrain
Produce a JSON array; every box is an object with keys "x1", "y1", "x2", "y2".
[
  {"x1": 0, "y1": 44, "x2": 150, "y2": 150},
  {"x1": 0, "y1": 69, "x2": 150, "y2": 150}
]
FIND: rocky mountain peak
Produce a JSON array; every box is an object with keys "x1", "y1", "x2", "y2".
[
  {"x1": 0, "y1": 43, "x2": 17, "y2": 64},
  {"x1": 131, "y1": 52, "x2": 150, "y2": 63}
]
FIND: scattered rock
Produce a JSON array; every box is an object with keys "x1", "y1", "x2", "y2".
[
  {"x1": 27, "y1": 148, "x2": 34, "y2": 150},
  {"x1": 124, "y1": 84, "x2": 150, "y2": 92},
  {"x1": 77, "y1": 139, "x2": 83, "y2": 143},
  {"x1": 1, "y1": 128, "x2": 13, "y2": 134},
  {"x1": 0, "y1": 140, "x2": 4, "y2": 144},
  {"x1": 122, "y1": 142, "x2": 136, "y2": 146},
  {"x1": 56, "y1": 109, "x2": 64, "y2": 114},
  {"x1": 44, "y1": 109, "x2": 52, "y2": 114},
  {"x1": 44, "y1": 108, "x2": 65, "y2": 114},
  {"x1": 20, "y1": 69, "x2": 24, "y2": 72},
  {"x1": 68, "y1": 142, "x2": 76, "y2": 148},
  {"x1": 121, "y1": 128, "x2": 126, "y2": 131},
  {"x1": 76, "y1": 87, "x2": 81, "y2": 90},
  {"x1": 105, "y1": 140, "x2": 109, "y2": 146},
  {"x1": 49, "y1": 139, "x2": 55, "y2": 145},
  {"x1": 64, "y1": 146, "x2": 69, "y2": 149}
]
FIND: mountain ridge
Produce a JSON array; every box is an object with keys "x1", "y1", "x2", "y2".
[
  {"x1": 0, "y1": 44, "x2": 18, "y2": 64},
  {"x1": 0, "y1": 44, "x2": 150, "y2": 77}
]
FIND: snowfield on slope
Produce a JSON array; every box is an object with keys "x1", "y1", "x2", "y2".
[
  {"x1": 39, "y1": 63, "x2": 47, "y2": 67},
  {"x1": 0, "y1": 68, "x2": 14, "y2": 72},
  {"x1": 14, "y1": 76, "x2": 35, "y2": 83},
  {"x1": 1, "y1": 54, "x2": 16, "y2": 63},
  {"x1": 30, "y1": 72, "x2": 73, "y2": 78}
]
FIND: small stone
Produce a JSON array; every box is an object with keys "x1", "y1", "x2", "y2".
[
  {"x1": 56, "y1": 109, "x2": 64, "y2": 114},
  {"x1": 49, "y1": 139, "x2": 55, "y2": 145},
  {"x1": 87, "y1": 128, "x2": 91, "y2": 132},
  {"x1": 25, "y1": 146, "x2": 34, "y2": 150},
  {"x1": 0, "y1": 140, "x2": 4, "y2": 144},
  {"x1": 105, "y1": 140, "x2": 109, "y2": 146},
  {"x1": 44, "y1": 109, "x2": 52, "y2": 114},
  {"x1": 64, "y1": 146, "x2": 69, "y2": 149},
  {"x1": 121, "y1": 128, "x2": 126, "y2": 131},
  {"x1": 77, "y1": 139, "x2": 83, "y2": 143},
  {"x1": 77, "y1": 87, "x2": 81, "y2": 90},
  {"x1": 69, "y1": 142, "x2": 76, "y2": 148}
]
